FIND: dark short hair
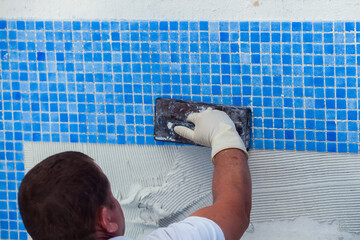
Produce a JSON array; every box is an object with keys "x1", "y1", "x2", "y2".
[{"x1": 18, "y1": 151, "x2": 111, "y2": 240}]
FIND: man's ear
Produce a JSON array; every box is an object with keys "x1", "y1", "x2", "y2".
[{"x1": 98, "y1": 207, "x2": 119, "y2": 233}]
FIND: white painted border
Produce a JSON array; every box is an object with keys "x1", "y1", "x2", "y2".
[{"x1": 1, "y1": 0, "x2": 360, "y2": 21}]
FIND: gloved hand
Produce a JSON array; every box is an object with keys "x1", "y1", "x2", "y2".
[{"x1": 174, "y1": 109, "x2": 248, "y2": 161}]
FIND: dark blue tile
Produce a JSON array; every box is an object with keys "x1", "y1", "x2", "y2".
[
  {"x1": 71, "y1": 21, "x2": 81, "y2": 30},
  {"x1": 285, "y1": 130, "x2": 294, "y2": 140},
  {"x1": 292, "y1": 22, "x2": 301, "y2": 31},
  {"x1": 348, "y1": 122, "x2": 358, "y2": 131},
  {"x1": 348, "y1": 111, "x2": 357, "y2": 120},
  {"x1": 0, "y1": 20, "x2": 7, "y2": 30},
  {"x1": 285, "y1": 141, "x2": 295, "y2": 150},
  {"x1": 160, "y1": 21, "x2": 169, "y2": 31},
  {"x1": 238, "y1": 21, "x2": 248, "y2": 31},
  {"x1": 337, "y1": 111, "x2": 346, "y2": 120},
  {"x1": 349, "y1": 144, "x2": 358, "y2": 153},
  {"x1": 264, "y1": 129, "x2": 274, "y2": 139},
  {"x1": 220, "y1": 32, "x2": 229, "y2": 41},
  {"x1": 327, "y1": 143, "x2": 337, "y2": 152},
  {"x1": 0, "y1": 31, "x2": 7, "y2": 41},
  {"x1": 315, "y1": 142, "x2": 326, "y2": 152},
  {"x1": 16, "y1": 21, "x2": 25, "y2": 30},
  {"x1": 345, "y1": 22, "x2": 355, "y2": 31}
]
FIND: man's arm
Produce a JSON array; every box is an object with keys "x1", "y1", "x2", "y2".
[
  {"x1": 190, "y1": 149, "x2": 251, "y2": 240},
  {"x1": 174, "y1": 109, "x2": 252, "y2": 240}
]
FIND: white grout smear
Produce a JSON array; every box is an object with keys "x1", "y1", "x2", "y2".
[
  {"x1": 243, "y1": 217, "x2": 360, "y2": 240},
  {"x1": 24, "y1": 142, "x2": 360, "y2": 239},
  {"x1": 247, "y1": 150, "x2": 360, "y2": 235},
  {"x1": 133, "y1": 146, "x2": 214, "y2": 226}
]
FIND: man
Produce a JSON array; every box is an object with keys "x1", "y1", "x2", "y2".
[{"x1": 18, "y1": 109, "x2": 252, "y2": 240}]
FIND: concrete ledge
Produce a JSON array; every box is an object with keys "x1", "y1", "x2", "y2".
[{"x1": 1, "y1": 0, "x2": 360, "y2": 21}]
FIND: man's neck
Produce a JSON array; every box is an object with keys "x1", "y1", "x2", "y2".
[{"x1": 95, "y1": 227, "x2": 119, "y2": 240}]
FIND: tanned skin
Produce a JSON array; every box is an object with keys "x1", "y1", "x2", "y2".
[{"x1": 190, "y1": 149, "x2": 252, "y2": 240}]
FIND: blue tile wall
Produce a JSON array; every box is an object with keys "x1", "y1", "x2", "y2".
[{"x1": 0, "y1": 20, "x2": 360, "y2": 239}]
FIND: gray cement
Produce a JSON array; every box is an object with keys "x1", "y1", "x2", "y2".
[{"x1": 24, "y1": 142, "x2": 360, "y2": 239}]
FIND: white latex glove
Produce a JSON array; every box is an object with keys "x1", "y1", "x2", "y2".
[{"x1": 174, "y1": 109, "x2": 248, "y2": 160}]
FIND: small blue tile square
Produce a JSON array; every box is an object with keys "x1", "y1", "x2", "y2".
[
  {"x1": 299, "y1": 21, "x2": 311, "y2": 31},
  {"x1": 167, "y1": 21, "x2": 178, "y2": 31},
  {"x1": 250, "y1": 22, "x2": 259, "y2": 31},
  {"x1": 345, "y1": 22, "x2": 354, "y2": 31},
  {"x1": 179, "y1": 21, "x2": 188, "y2": 30},
  {"x1": 269, "y1": 22, "x2": 280, "y2": 31},
  {"x1": 333, "y1": 22, "x2": 344, "y2": 32},
  {"x1": 326, "y1": 142, "x2": 337, "y2": 152},
  {"x1": 345, "y1": 34, "x2": 355, "y2": 44},
  {"x1": 218, "y1": 21, "x2": 229, "y2": 31},
  {"x1": 349, "y1": 144, "x2": 359, "y2": 153},
  {"x1": 130, "y1": 22, "x2": 139, "y2": 31},
  {"x1": 322, "y1": 22, "x2": 333, "y2": 32},
  {"x1": 348, "y1": 121, "x2": 358, "y2": 131},
  {"x1": 347, "y1": 111, "x2": 357, "y2": 120},
  {"x1": 316, "y1": 120, "x2": 325, "y2": 130},
  {"x1": 237, "y1": 21, "x2": 248, "y2": 31},
  {"x1": 189, "y1": 21, "x2": 199, "y2": 31}
]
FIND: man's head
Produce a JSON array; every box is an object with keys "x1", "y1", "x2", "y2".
[{"x1": 18, "y1": 151, "x2": 125, "y2": 240}]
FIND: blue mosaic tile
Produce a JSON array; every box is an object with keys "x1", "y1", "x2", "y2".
[{"x1": 1, "y1": 20, "x2": 360, "y2": 238}]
